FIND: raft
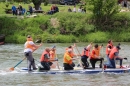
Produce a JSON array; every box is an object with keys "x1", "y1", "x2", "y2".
[{"x1": 20, "y1": 67, "x2": 130, "y2": 74}]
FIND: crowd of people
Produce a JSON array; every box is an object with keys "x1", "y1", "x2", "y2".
[
  {"x1": 11, "y1": 4, "x2": 25, "y2": 15},
  {"x1": 11, "y1": 4, "x2": 59, "y2": 16},
  {"x1": 23, "y1": 35, "x2": 127, "y2": 72},
  {"x1": 68, "y1": 5, "x2": 86, "y2": 13}
]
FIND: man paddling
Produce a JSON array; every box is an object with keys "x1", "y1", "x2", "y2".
[
  {"x1": 63, "y1": 49, "x2": 79, "y2": 70},
  {"x1": 107, "y1": 45, "x2": 127, "y2": 68},
  {"x1": 81, "y1": 43, "x2": 92, "y2": 69},
  {"x1": 24, "y1": 35, "x2": 42, "y2": 71},
  {"x1": 105, "y1": 40, "x2": 114, "y2": 66},
  {"x1": 89, "y1": 44, "x2": 104, "y2": 69},
  {"x1": 39, "y1": 47, "x2": 58, "y2": 71}
]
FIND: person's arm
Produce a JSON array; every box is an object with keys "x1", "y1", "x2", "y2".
[{"x1": 31, "y1": 42, "x2": 42, "y2": 52}]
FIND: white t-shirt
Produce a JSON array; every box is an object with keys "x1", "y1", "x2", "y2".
[
  {"x1": 24, "y1": 41, "x2": 34, "y2": 53},
  {"x1": 73, "y1": 7, "x2": 76, "y2": 12}
]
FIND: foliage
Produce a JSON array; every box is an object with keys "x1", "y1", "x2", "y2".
[{"x1": 87, "y1": 0, "x2": 119, "y2": 30}]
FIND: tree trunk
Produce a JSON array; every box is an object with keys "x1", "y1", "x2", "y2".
[{"x1": 32, "y1": 0, "x2": 43, "y2": 10}]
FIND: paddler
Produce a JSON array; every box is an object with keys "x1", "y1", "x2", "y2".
[
  {"x1": 65, "y1": 44, "x2": 80, "y2": 67},
  {"x1": 107, "y1": 45, "x2": 127, "y2": 68},
  {"x1": 89, "y1": 44, "x2": 104, "y2": 69},
  {"x1": 81, "y1": 43, "x2": 92, "y2": 69},
  {"x1": 105, "y1": 40, "x2": 114, "y2": 66},
  {"x1": 39, "y1": 47, "x2": 58, "y2": 71},
  {"x1": 63, "y1": 49, "x2": 79, "y2": 70},
  {"x1": 24, "y1": 35, "x2": 42, "y2": 71},
  {"x1": 49, "y1": 46, "x2": 57, "y2": 68}
]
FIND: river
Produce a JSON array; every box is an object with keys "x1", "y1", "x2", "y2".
[{"x1": 0, "y1": 43, "x2": 130, "y2": 86}]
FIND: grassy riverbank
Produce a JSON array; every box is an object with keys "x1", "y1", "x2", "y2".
[{"x1": 0, "y1": 2, "x2": 130, "y2": 43}]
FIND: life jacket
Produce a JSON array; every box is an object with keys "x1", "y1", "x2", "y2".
[
  {"x1": 90, "y1": 47, "x2": 100, "y2": 59},
  {"x1": 65, "y1": 48, "x2": 74, "y2": 58},
  {"x1": 106, "y1": 43, "x2": 113, "y2": 55},
  {"x1": 50, "y1": 50, "x2": 56, "y2": 61},
  {"x1": 25, "y1": 41, "x2": 35, "y2": 51},
  {"x1": 63, "y1": 52, "x2": 72, "y2": 65},
  {"x1": 40, "y1": 51, "x2": 50, "y2": 62},
  {"x1": 109, "y1": 47, "x2": 118, "y2": 60},
  {"x1": 81, "y1": 48, "x2": 90, "y2": 57}
]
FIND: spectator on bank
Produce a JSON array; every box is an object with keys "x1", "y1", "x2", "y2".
[
  {"x1": 78, "y1": 6, "x2": 82, "y2": 12},
  {"x1": 73, "y1": 5, "x2": 77, "y2": 13},
  {"x1": 54, "y1": 4, "x2": 59, "y2": 13},
  {"x1": 12, "y1": 4, "x2": 16, "y2": 15},
  {"x1": 18, "y1": 4, "x2": 23, "y2": 15},
  {"x1": 28, "y1": 5, "x2": 33, "y2": 15},
  {"x1": 68, "y1": 7, "x2": 72, "y2": 12}
]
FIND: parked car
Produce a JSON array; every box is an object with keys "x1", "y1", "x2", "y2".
[{"x1": 59, "y1": 0, "x2": 76, "y2": 5}]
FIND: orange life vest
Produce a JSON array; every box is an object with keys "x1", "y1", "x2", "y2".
[
  {"x1": 90, "y1": 47, "x2": 100, "y2": 59},
  {"x1": 40, "y1": 51, "x2": 50, "y2": 62},
  {"x1": 63, "y1": 52, "x2": 72, "y2": 65},
  {"x1": 81, "y1": 48, "x2": 90, "y2": 57},
  {"x1": 106, "y1": 43, "x2": 113, "y2": 55},
  {"x1": 109, "y1": 47, "x2": 118, "y2": 60},
  {"x1": 50, "y1": 50, "x2": 56, "y2": 61},
  {"x1": 25, "y1": 41, "x2": 35, "y2": 51}
]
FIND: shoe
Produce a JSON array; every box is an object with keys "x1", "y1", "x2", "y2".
[
  {"x1": 38, "y1": 66, "x2": 41, "y2": 72},
  {"x1": 28, "y1": 69, "x2": 33, "y2": 72},
  {"x1": 104, "y1": 65, "x2": 107, "y2": 70},
  {"x1": 33, "y1": 68, "x2": 37, "y2": 70},
  {"x1": 120, "y1": 66, "x2": 125, "y2": 68}
]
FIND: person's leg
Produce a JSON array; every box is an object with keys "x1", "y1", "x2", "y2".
[
  {"x1": 109, "y1": 59, "x2": 116, "y2": 68},
  {"x1": 106, "y1": 55, "x2": 111, "y2": 65},
  {"x1": 64, "y1": 63, "x2": 73, "y2": 70},
  {"x1": 24, "y1": 52, "x2": 33, "y2": 71},
  {"x1": 90, "y1": 59, "x2": 96, "y2": 68},
  {"x1": 81, "y1": 56, "x2": 89, "y2": 68},
  {"x1": 116, "y1": 58, "x2": 123, "y2": 66},
  {"x1": 40, "y1": 62, "x2": 50, "y2": 70}
]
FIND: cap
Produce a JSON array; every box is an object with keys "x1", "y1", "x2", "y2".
[
  {"x1": 27, "y1": 35, "x2": 31, "y2": 38},
  {"x1": 116, "y1": 46, "x2": 121, "y2": 49},
  {"x1": 67, "y1": 49, "x2": 72, "y2": 52}
]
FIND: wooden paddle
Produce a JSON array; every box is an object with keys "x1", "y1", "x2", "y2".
[
  {"x1": 55, "y1": 54, "x2": 60, "y2": 70},
  {"x1": 75, "y1": 45, "x2": 84, "y2": 69}
]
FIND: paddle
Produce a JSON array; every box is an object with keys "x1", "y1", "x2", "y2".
[
  {"x1": 9, "y1": 57, "x2": 26, "y2": 71},
  {"x1": 55, "y1": 53, "x2": 60, "y2": 70},
  {"x1": 74, "y1": 45, "x2": 84, "y2": 69},
  {"x1": 101, "y1": 44, "x2": 104, "y2": 72}
]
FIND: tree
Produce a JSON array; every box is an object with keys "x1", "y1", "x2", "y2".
[
  {"x1": 32, "y1": 0, "x2": 43, "y2": 10},
  {"x1": 87, "y1": 0, "x2": 119, "y2": 30}
]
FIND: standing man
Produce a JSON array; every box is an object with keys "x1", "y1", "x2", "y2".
[{"x1": 24, "y1": 35, "x2": 42, "y2": 71}]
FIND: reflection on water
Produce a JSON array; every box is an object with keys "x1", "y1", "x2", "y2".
[{"x1": 0, "y1": 43, "x2": 130, "y2": 86}]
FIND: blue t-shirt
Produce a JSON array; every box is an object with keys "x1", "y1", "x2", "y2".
[{"x1": 12, "y1": 6, "x2": 16, "y2": 11}]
